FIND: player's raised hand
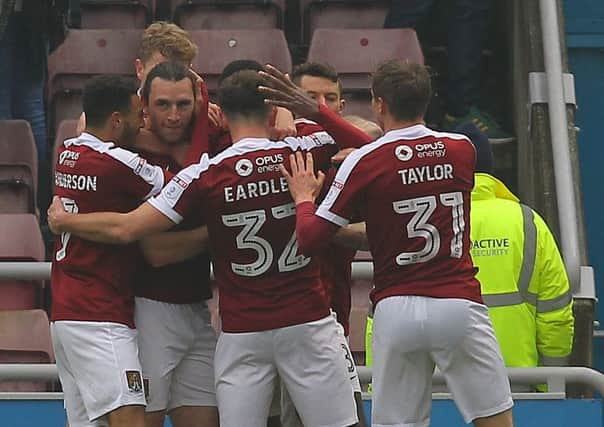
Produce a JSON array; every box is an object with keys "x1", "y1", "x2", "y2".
[
  {"x1": 208, "y1": 102, "x2": 224, "y2": 128},
  {"x1": 259, "y1": 64, "x2": 320, "y2": 120},
  {"x1": 269, "y1": 107, "x2": 297, "y2": 140},
  {"x1": 47, "y1": 196, "x2": 68, "y2": 234},
  {"x1": 279, "y1": 151, "x2": 325, "y2": 204}
]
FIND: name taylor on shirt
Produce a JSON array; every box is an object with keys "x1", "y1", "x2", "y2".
[{"x1": 398, "y1": 163, "x2": 454, "y2": 185}]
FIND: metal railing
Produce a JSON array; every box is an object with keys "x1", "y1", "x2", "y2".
[{"x1": 0, "y1": 364, "x2": 603, "y2": 397}]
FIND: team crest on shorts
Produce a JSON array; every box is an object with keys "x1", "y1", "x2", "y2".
[{"x1": 125, "y1": 370, "x2": 143, "y2": 393}]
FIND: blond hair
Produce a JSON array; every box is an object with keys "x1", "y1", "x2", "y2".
[
  {"x1": 139, "y1": 21, "x2": 198, "y2": 65},
  {"x1": 343, "y1": 115, "x2": 383, "y2": 139}
]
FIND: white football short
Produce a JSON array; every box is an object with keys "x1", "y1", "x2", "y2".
[
  {"x1": 134, "y1": 297, "x2": 217, "y2": 412},
  {"x1": 51, "y1": 321, "x2": 146, "y2": 427},
  {"x1": 215, "y1": 315, "x2": 358, "y2": 427},
  {"x1": 371, "y1": 296, "x2": 513, "y2": 427},
  {"x1": 277, "y1": 311, "x2": 362, "y2": 427}
]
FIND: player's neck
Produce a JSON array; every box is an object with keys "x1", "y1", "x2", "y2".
[
  {"x1": 382, "y1": 117, "x2": 425, "y2": 133},
  {"x1": 83, "y1": 127, "x2": 114, "y2": 144},
  {"x1": 229, "y1": 124, "x2": 270, "y2": 144}
]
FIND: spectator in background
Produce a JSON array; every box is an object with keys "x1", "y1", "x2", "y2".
[
  {"x1": 0, "y1": 0, "x2": 50, "y2": 162},
  {"x1": 385, "y1": 0, "x2": 512, "y2": 141},
  {"x1": 460, "y1": 123, "x2": 574, "y2": 378}
]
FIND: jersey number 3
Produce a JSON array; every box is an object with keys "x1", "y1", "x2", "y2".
[
  {"x1": 222, "y1": 202, "x2": 311, "y2": 277},
  {"x1": 393, "y1": 191, "x2": 464, "y2": 265},
  {"x1": 55, "y1": 198, "x2": 79, "y2": 261}
]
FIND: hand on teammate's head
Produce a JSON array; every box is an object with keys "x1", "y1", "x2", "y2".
[
  {"x1": 279, "y1": 151, "x2": 325, "y2": 204},
  {"x1": 258, "y1": 64, "x2": 321, "y2": 120}
]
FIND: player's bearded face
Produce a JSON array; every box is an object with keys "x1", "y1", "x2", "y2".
[{"x1": 147, "y1": 78, "x2": 195, "y2": 145}]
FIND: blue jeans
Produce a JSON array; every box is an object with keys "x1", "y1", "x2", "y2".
[
  {"x1": 0, "y1": 12, "x2": 48, "y2": 162},
  {"x1": 385, "y1": 0, "x2": 492, "y2": 117}
]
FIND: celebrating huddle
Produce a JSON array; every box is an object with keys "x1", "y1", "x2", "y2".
[{"x1": 47, "y1": 22, "x2": 514, "y2": 427}]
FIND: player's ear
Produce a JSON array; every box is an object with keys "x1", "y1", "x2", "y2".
[
  {"x1": 372, "y1": 94, "x2": 384, "y2": 116},
  {"x1": 339, "y1": 98, "x2": 346, "y2": 114},
  {"x1": 135, "y1": 58, "x2": 145, "y2": 82},
  {"x1": 110, "y1": 111, "x2": 123, "y2": 130},
  {"x1": 268, "y1": 106, "x2": 278, "y2": 126}
]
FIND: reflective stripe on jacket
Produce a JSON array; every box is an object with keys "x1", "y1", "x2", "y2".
[{"x1": 470, "y1": 173, "x2": 573, "y2": 367}]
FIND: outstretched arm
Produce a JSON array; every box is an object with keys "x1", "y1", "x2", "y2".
[{"x1": 48, "y1": 196, "x2": 174, "y2": 244}]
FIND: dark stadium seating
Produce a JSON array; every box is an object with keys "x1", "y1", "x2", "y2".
[
  {"x1": 189, "y1": 29, "x2": 292, "y2": 93},
  {"x1": 299, "y1": 0, "x2": 390, "y2": 44},
  {"x1": 308, "y1": 28, "x2": 423, "y2": 119},
  {"x1": 0, "y1": 214, "x2": 46, "y2": 310},
  {"x1": 0, "y1": 310, "x2": 54, "y2": 392},
  {"x1": 52, "y1": 120, "x2": 79, "y2": 178},
  {"x1": 69, "y1": 0, "x2": 154, "y2": 29},
  {"x1": 172, "y1": 0, "x2": 285, "y2": 30},
  {"x1": 47, "y1": 29, "x2": 142, "y2": 134},
  {"x1": 0, "y1": 121, "x2": 38, "y2": 214}
]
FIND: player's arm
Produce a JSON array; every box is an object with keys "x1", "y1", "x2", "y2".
[
  {"x1": 139, "y1": 225, "x2": 209, "y2": 267},
  {"x1": 333, "y1": 222, "x2": 369, "y2": 251},
  {"x1": 259, "y1": 64, "x2": 372, "y2": 148},
  {"x1": 48, "y1": 196, "x2": 175, "y2": 244},
  {"x1": 280, "y1": 151, "x2": 341, "y2": 255}
]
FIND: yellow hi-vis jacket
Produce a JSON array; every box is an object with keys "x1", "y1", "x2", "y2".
[{"x1": 366, "y1": 173, "x2": 574, "y2": 369}]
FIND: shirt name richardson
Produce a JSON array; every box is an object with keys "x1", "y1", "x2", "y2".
[{"x1": 55, "y1": 171, "x2": 97, "y2": 191}]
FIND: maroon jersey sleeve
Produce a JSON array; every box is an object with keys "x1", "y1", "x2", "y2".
[
  {"x1": 184, "y1": 80, "x2": 210, "y2": 166},
  {"x1": 314, "y1": 103, "x2": 373, "y2": 149},
  {"x1": 147, "y1": 155, "x2": 209, "y2": 224}
]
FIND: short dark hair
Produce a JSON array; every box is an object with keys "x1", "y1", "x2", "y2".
[
  {"x1": 372, "y1": 59, "x2": 432, "y2": 122},
  {"x1": 219, "y1": 59, "x2": 263, "y2": 84},
  {"x1": 83, "y1": 75, "x2": 138, "y2": 128},
  {"x1": 141, "y1": 61, "x2": 196, "y2": 102},
  {"x1": 291, "y1": 62, "x2": 342, "y2": 94},
  {"x1": 217, "y1": 70, "x2": 270, "y2": 122}
]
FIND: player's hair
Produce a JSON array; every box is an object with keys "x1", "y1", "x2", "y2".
[
  {"x1": 83, "y1": 75, "x2": 138, "y2": 128},
  {"x1": 219, "y1": 59, "x2": 263, "y2": 84},
  {"x1": 139, "y1": 21, "x2": 197, "y2": 66},
  {"x1": 141, "y1": 61, "x2": 196, "y2": 102},
  {"x1": 218, "y1": 70, "x2": 271, "y2": 122},
  {"x1": 372, "y1": 59, "x2": 431, "y2": 122},
  {"x1": 291, "y1": 62, "x2": 342, "y2": 94},
  {"x1": 343, "y1": 115, "x2": 383, "y2": 139}
]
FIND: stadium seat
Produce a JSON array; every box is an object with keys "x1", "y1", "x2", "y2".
[
  {"x1": 68, "y1": 0, "x2": 153, "y2": 29},
  {"x1": 0, "y1": 214, "x2": 46, "y2": 310},
  {"x1": 47, "y1": 29, "x2": 142, "y2": 134},
  {"x1": 189, "y1": 30, "x2": 292, "y2": 93},
  {"x1": 172, "y1": 0, "x2": 285, "y2": 30},
  {"x1": 52, "y1": 120, "x2": 79, "y2": 178},
  {"x1": 0, "y1": 310, "x2": 54, "y2": 392},
  {"x1": 308, "y1": 28, "x2": 423, "y2": 119},
  {"x1": 0, "y1": 120, "x2": 37, "y2": 214},
  {"x1": 300, "y1": 0, "x2": 390, "y2": 43}
]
